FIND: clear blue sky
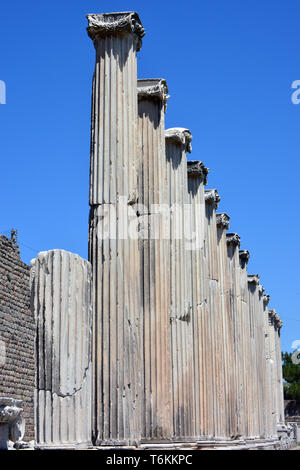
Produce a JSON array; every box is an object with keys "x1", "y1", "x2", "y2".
[{"x1": 0, "y1": 0, "x2": 299, "y2": 353}]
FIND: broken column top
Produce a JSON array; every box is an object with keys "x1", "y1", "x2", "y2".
[
  {"x1": 258, "y1": 285, "x2": 265, "y2": 296},
  {"x1": 138, "y1": 79, "x2": 169, "y2": 111},
  {"x1": 248, "y1": 274, "x2": 260, "y2": 285},
  {"x1": 216, "y1": 213, "x2": 230, "y2": 229},
  {"x1": 226, "y1": 233, "x2": 240, "y2": 247},
  {"x1": 239, "y1": 249, "x2": 250, "y2": 263},
  {"x1": 187, "y1": 160, "x2": 209, "y2": 185},
  {"x1": 86, "y1": 12, "x2": 145, "y2": 50},
  {"x1": 205, "y1": 189, "x2": 220, "y2": 208},
  {"x1": 165, "y1": 128, "x2": 192, "y2": 153}
]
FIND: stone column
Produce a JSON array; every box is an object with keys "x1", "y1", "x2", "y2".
[
  {"x1": 165, "y1": 128, "x2": 194, "y2": 440},
  {"x1": 238, "y1": 250, "x2": 251, "y2": 440},
  {"x1": 187, "y1": 161, "x2": 209, "y2": 439},
  {"x1": 257, "y1": 284, "x2": 268, "y2": 439},
  {"x1": 217, "y1": 213, "x2": 236, "y2": 440},
  {"x1": 137, "y1": 79, "x2": 172, "y2": 441},
  {"x1": 87, "y1": 12, "x2": 145, "y2": 445},
  {"x1": 247, "y1": 274, "x2": 261, "y2": 439},
  {"x1": 204, "y1": 189, "x2": 221, "y2": 439},
  {"x1": 226, "y1": 233, "x2": 245, "y2": 439},
  {"x1": 31, "y1": 250, "x2": 92, "y2": 449},
  {"x1": 262, "y1": 294, "x2": 276, "y2": 438},
  {"x1": 274, "y1": 313, "x2": 285, "y2": 427}
]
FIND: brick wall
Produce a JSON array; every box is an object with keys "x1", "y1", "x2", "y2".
[{"x1": 0, "y1": 234, "x2": 35, "y2": 441}]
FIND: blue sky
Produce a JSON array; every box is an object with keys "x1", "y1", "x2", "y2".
[{"x1": 0, "y1": 0, "x2": 299, "y2": 353}]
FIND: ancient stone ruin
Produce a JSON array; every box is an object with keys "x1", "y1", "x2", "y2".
[{"x1": 0, "y1": 11, "x2": 298, "y2": 450}]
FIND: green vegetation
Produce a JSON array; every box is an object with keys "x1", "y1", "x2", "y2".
[{"x1": 282, "y1": 352, "x2": 300, "y2": 402}]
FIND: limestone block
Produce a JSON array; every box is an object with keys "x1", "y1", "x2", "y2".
[{"x1": 0, "y1": 397, "x2": 25, "y2": 450}]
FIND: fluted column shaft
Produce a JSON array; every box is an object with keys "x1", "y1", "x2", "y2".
[
  {"x1": 187, "y1": 161, "x2": 208, "y2": 438},
  {"x1": 226, "y1": 233, "x2": 245, "y2": 438},
  {"x1": 204, "y1": 189, "x2": 221, "y2": 438},
  {"x1": 137, "y1": 79, "x2": 172, "y2": 441},
  {"x1": 87, "y1": 12, "x2": 145, "y2": 445},
  {"x1": 31, "y1": 250, "x2": 92, "y2": 449},
  {"x1": 165, "y1": 128, "x2": 194, "y2": 440},
  {"x1": 262, "y1": 295, "x2": 275, "y2": 438},
  {"x1": 217, "y1": 214, "x2": 236, "y2": 439},
  {"x1": 238, "y1": 250, "x2": 251, "y2": 439}
]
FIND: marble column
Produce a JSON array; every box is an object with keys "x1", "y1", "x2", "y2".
[
  {"x1": 137, "y1": 79, "x2": 172, "y2": 441},
  {"x1": 217, "y1": 213, "x2": 236, "y2": 440},
  {"x1": 204, "y1": 189, "x2": 221, "y2": 439},
  {"x1": 87, "y1": 12, "x2": 145, "y2": 445},
  {"x1": 257, "y1": 284, "x2": 268, "y2": 439},
  {"x1": 226, "y1": 233, "x2": 245, "y2": 439},
  {"x1": 31, "y1": 250, "x2": 92, "y2": 449},
  {"x1": 165, "y1": 127, "x2": 194, "y2": 440},
  {"x1": 238, "y1": 250, "x2": 251, "y2": 440},
  {"x1": 247, "y1": 274, "x2": 261, "y2": 439},
  {"x1": 274, "y1": 313, "x2": 285, "y2": 427},
  {"x1": 187, "y1": 161, "x2": 209, "y2": 439},
  {"x1": 262, "y1": 294, "x2": 276, "y2": 438}
]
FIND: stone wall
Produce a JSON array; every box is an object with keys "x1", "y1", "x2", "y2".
[{"x1": 0, "y1": 233, "x2": 34, "y2": 441}]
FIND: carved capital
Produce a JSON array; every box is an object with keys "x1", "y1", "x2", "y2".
[
  {"x1": 138, "y1": 79, "x2": 169, "y2": 112},
  {"x1": 226, "y1": 232, "x2": 240, "y2": 247},
  {"x1": 258, "y1": 285, "x2": 265, "y2": 296},
  {"x1": 216, "y1": 213, "x2": 230, "y2": 229},
  {"x1": 205, "y1": 189, "x2": 220, "y2": 208},
  {"x1": 165, "y1": 128, "x2": 192, "y2": 153},
  {"x1": 187, "y1": 160, "x2": 209, "y2": 185},
  {"x1": 86, "y1": 12, "x2": 145, "y2": 51},
  {"x1": 239, "y1": 249, "x2": 250, "y2": 263},
  {"x1": 263, "y1": 294, "x2": 270, "y2": 306},
  {"x1": 248, "y1": 274, "x2": 260, "y2": 285}
]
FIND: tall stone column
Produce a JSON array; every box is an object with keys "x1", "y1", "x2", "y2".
[
  {"x1": 238, "y1": 250, "x2": 251, "y2": 440},
  {"x1": 257, "y1": 284, "x2": 268, "y2": 439},
  {"x1": 137, "y1": 79, "x2": 172, "y2": 441},
  {"x1": 247, "y1": 274, "x2": 261, "y2": 439},
  {"x1": 187, "y1": 161, "x2": 209, "y2": 439},
  {"x1": 165, "y1": 128, "x2": 195, "y2": 440},
  {"x1": 87, "y1": 12, "x2": 145, "y2": 445},
  {"x1": 262, "y1": 294, "x2": 276, "y2": 438},
  {"x1": 217, "y1": 213, "x2": 236, "y2": 440},
  {"x1": 273, "y1": 313, "x2": 285, "y2": 427},
  {"x1": 226, "y1": 233, "x2": 245, "y2": 439},
  {"x1": 31, "y1": 250, "x2": 92, "y2": 449},
  {"x1": 204, "y1": 189, "x2": 221, "y2": 439}
]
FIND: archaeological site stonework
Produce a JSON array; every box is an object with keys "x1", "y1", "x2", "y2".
[{"x1": 0, "y1": 11, "x2": 298, "y2": 450}]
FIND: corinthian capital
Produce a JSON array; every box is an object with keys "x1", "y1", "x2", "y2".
[
  {"x1": 226, "y1": 233, "x2": 240, "y2": 247},
  {"x1": 138, "y1": 79, "x2": 169, "y2": 112},
  {"x1": 205, "y1": 189, "x2": 220, "y2": 208},
  {"x1": 165, "y1": 128, "x2": 192, "y2": 153},
  {"x1": 216, "y1": 213, "x2": 230, "y2": 229},
  {"x1": 239, "y1": 249, "x2": 250, "y2": 263},
  {"x1": 248, "y1": 274, "x2": 260, "y2": 285},
  {"x1": 187, "y1": 160, "x2": 209, "y2": 185},
  {"x1": 86, "y1": 12, "x2": 145, "y2": 50}
]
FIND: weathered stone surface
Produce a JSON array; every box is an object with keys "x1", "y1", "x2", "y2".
[
  {"x1": 87, "y1": 12, "x2": 144, "y2": 446},
  {"x1": 138, "y1": 79, "x2": 172, "y2": 441},
  {"x1": 31, "y1": 250, "x2": 92, "y2": 449},
  {"x1": 165, "y1": 127, "x2": 195, "y2": 440},
  {"x1": 0, "y1": 397, "x2": 25, "y2": 450},
  {"x1": 0, "y1": 234, "x2": 34, "y2": 441}
]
